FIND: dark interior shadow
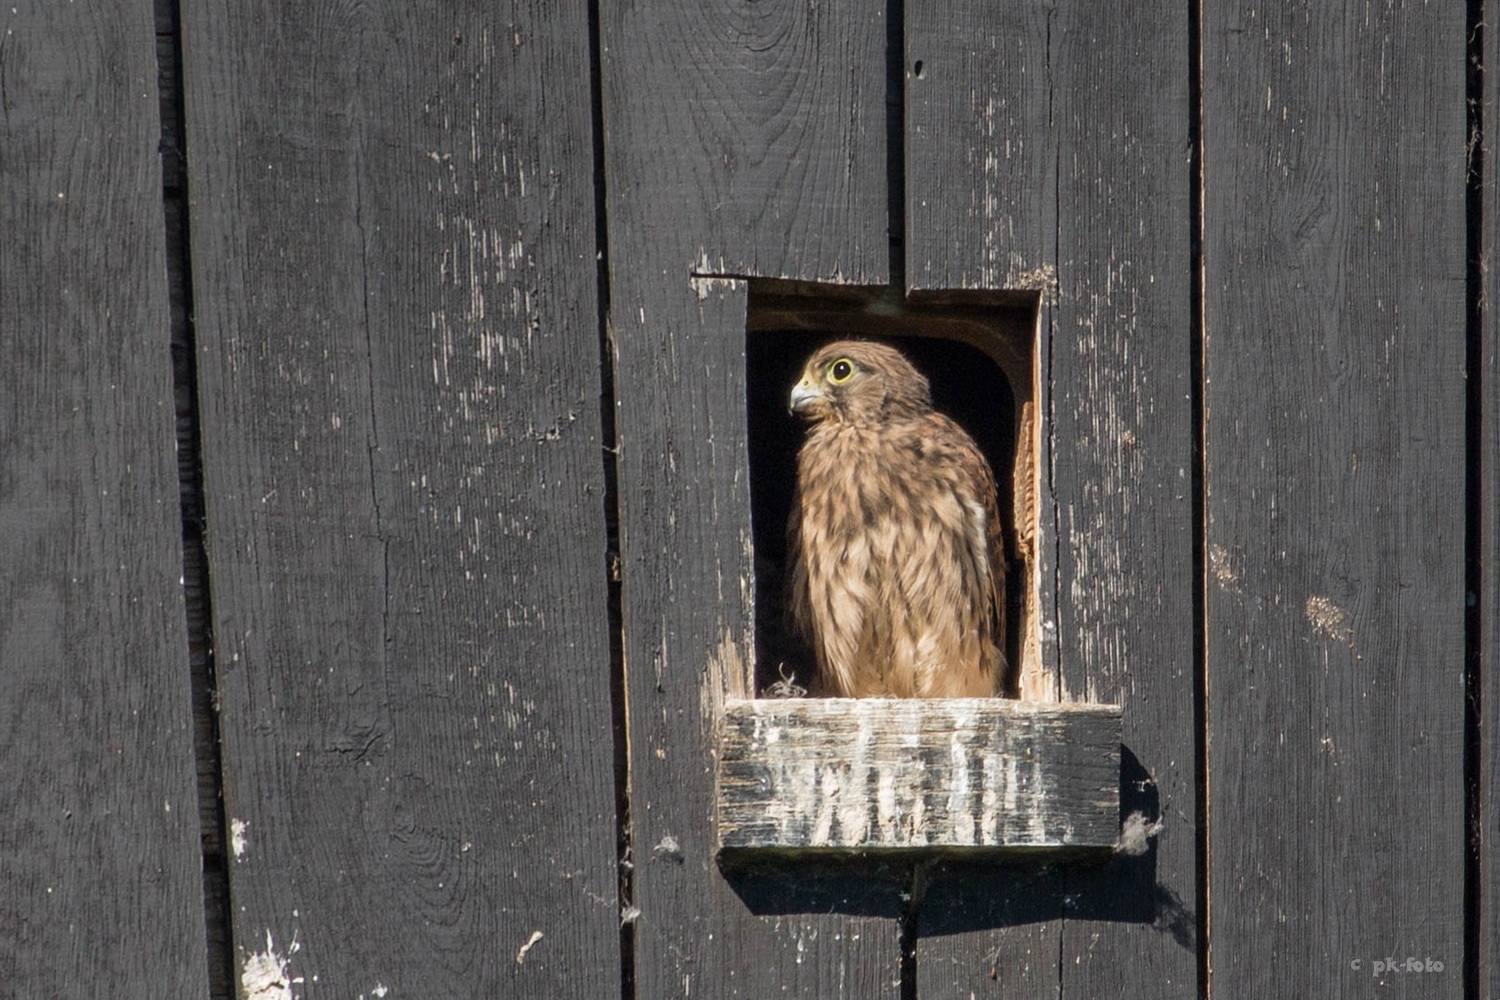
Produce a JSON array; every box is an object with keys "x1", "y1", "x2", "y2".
[{"x1": 719, "y1": 745, "x2": 1196, "y2": 954}]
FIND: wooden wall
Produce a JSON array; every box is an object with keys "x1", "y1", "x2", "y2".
[
  {"x1": 1, "y1": 0, "x2": 209, "y2": 992},
  {"x1": 0, "y1": 1, "x2": 1489, "y2": 998}
]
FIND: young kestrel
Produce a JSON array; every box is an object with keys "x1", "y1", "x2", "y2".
[{"x1": 786, "y1": 340, "x2": 1008, "y2": 698}]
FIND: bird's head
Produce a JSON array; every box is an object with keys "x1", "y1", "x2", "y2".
[{"x1": 788, "y1": 340, "x2": 933, "y2": 425}]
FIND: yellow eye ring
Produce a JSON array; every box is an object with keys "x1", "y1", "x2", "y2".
[{"x1": 828, "y1": 358, "x2": 855, "y2": 384}]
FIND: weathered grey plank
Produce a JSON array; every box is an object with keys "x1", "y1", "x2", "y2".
[
  {"x1": 1043, "y1": 4, "x2": 1200, "y2": 997},
  {"x1": 1480, "y1": 4, "x2": 1498, "y2": 995},
  {"x1": 603, "y1": 4, "x2": 888, "y2": 285},
  {"x1": 719, "y1": 699, "x2": 1119, "y2": 851},
  {"x1": 182, "y1": 2, "x2": 620, "y2": 995},
  {"x1": 0, "y1": 0, "x2": 210, "y2": 994},
  {"x1": 599, "y1": 1, "x2": 896, "y2": 992},
  {"x1": 1203, "y1": 4, "x2": 1467, "y2": 996},
  {"x1": 906, "y1": 2, "x2": 1200, "y2": 997},
  {"x1": 904, "y1": 2, "x2": 1054, "y2": 294}
]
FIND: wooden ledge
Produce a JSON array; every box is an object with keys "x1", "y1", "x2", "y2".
[{"x1": 716, "y1": 698, "x2": 1121, "y2": 855}]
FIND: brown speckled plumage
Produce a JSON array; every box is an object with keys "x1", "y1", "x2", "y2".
[{"x1": 787, "y1": 341, "x2": 1008, "y2": 698}]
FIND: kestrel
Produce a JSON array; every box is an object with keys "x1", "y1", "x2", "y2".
[{"x1": 786, "y1": 340, "x2": 1008, "y2": 698}]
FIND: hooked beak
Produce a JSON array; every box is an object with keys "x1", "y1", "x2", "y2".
[{"x1": 789, "y1": 379, "x2": 822, "y2": 415}]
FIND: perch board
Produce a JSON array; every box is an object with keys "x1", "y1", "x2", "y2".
[{"x1": 717, "y1": 698, "x2": 1121, "y2": 854}]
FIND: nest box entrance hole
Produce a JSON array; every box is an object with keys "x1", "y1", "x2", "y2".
[{"x1": 743, "y1": 280, "x2": 1043, "y2": 700}]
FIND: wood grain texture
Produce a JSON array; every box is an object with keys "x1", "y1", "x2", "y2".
[
  {"x1": 603, "y1": 1, "x2": 888, "y2": 284},
  {"x1": 719, "y1": 699, "x2": 1120, "y2": 851},
  {"x1": 1481, "y1": 3, "x2": 1498, "y2": 995},
  {"x1": 1044, "y1": 4, "x2": 1199, "y2": 998},
  {"x1": 1203, "y1": 4, "x2": 1467, "y2": 996},
  {"x1": 904, "y1": 1, "x2": 1054, "y2": 293},
  {"x1": 0, "y1": 0, "x2": 210, "y2": 993},
  {"x1": 182, "y1": 2, "x2": 620, "y2": 995},
  {"x1": 907, "y1": 3, "x2": 1199, "y2": 997},
  {"x1": 599, "y1": 2, "x2": 897, "y2": 994}
]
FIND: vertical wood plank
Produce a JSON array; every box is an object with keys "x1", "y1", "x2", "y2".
[
  {"x1": 599, "y1": 1, "x2": 898, "y2": 995},
  {"x1": 1480, "y1": 3, "x2": 1498, "y2": 995},
  {"x1": 1046, "y1": 5, "x2": 1198, "y2": 997},
  {"x1": 0, "y1": 0, "x2": 210, "y2": 994},
  {"x1": 183, "y1": 3, "x2": 621, "y2": 995},
  {"x1": 1203, "y1": 4, "x2": 1466, "y2": 996},
  {"x1": 905, "y1": 3, "x2": 1055, "y2": 294},
  {"x1": 906, "y1": 3, "x2": 1199, "y2": 997}
]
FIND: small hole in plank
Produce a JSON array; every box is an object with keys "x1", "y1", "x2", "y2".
[{"x1": 912, "y1": 59, "x2": 924, "y2": 78}]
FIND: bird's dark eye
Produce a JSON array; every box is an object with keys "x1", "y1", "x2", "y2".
[{"x1": 828, "y1": 358, "x2": 855, "y2": 384}]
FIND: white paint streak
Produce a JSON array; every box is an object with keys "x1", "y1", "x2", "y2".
[
  {"x1": 980, "y1": 754, "x2": 1000, "y2": 843},
  {"x1": 689, "y1": 275, "x2": 737, "y2": 301},
  {"x1": 1027, "y1": 757, "x2": 1050, "y2": 842},
  {"x1": 782, "y1": 756, "x2": 820, "y2": 842},
  {"x1": 812, "y1": 764, "x2": 840, "y2": 845},
  {"x1": 515, "y1": 930, "x2": 544, "y2": 964},
  {"x1": 835, "y1": 714, "x2": 873, "y2": 844},
  {"x1": 876, "y1": 769, "x2": 897, "y2": 840},
  {"x1": 1003, "y1": 754, "x2": 1021, "y2": 821},
  {"x1": 907, "y1": 762, "x2": 927, "y2": 847},
  {"x1": 948, "y1": 728, "x2": 974, "y2": 844},
  {"x1": 231, "y1": 818, "x2": 249, "y2": 860},
  {"x1": 947, "y1": 703, "x2": 979, "y2": 844}
]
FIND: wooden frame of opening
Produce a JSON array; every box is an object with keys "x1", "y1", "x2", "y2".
[{"x1": 715, "y1": 279, "x2": 1121, "y2": 857}]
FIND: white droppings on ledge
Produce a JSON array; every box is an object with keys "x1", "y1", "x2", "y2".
[
  {"x1": 947, "y1": 728, "x2": 974, "y2": 845},
  {"x1": 835, "y1": 714, "x2": 874, "y2": 844},
  {"x1": 719, "y1": 700, "x2": 1121, "y2": 850}
]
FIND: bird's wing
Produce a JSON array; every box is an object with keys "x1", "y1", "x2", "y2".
[{"x1": 921, "y1": 412, "x2": 1009, "y2": 691}]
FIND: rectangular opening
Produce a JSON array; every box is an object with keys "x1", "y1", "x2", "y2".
[{"x1": 743, "y1": 279, "x2": 1046, "y2": 700}]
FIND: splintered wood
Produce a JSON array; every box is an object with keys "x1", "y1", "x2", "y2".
[{"x1": 717, "y1": 698, "x2": 1120, "y2": 853}]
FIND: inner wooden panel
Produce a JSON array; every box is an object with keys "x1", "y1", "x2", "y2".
[{"x1": 744, "y1": 280, "x2": 1042, "y2": 699}]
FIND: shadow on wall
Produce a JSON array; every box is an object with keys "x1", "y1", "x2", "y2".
[{"x1": 718, "y1": 745, "x2": 1193, "y2": 951}]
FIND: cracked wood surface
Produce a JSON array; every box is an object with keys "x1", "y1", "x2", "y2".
[
  {"x1": 0, "y1": 0, "x2": 210, "y2": 992},
  {"x1": 182, "y1": 2, "x2": 620, "y2": 994},
  {"x1": 1203, "y1": 4, "x2": 1467, "y2": 996},
  {"x1": 1484, "y1": 6, "x2": 1500, "y2": 994}
]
